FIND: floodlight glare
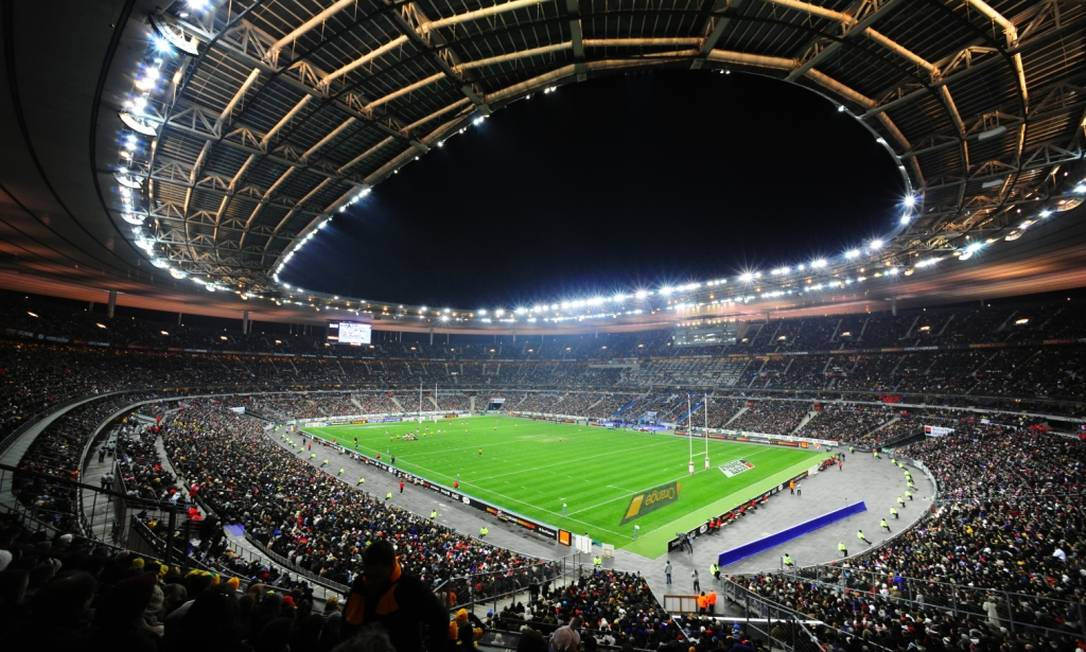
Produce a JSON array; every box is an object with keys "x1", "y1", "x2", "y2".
[
  {"x1": 959, "y1": 241, "x2": 984, "y2": 261},
  {"x1": 114, "y1": 172, "x2": 144, "y2": 189},
  {"x1": 120, "y1": 111, "x2": 158, "y2": 136}
]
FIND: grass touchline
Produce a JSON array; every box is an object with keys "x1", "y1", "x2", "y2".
[{"x1": 303, "y1": 415, "x2": 827, "y2": 556}]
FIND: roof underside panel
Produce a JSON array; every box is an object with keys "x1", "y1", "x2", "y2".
[{"x1": 128, "y1": 0, "x2": 1085, "y2": 299}]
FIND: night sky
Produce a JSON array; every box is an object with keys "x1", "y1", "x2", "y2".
[{"x1": 284, "y1": 71, "x2": 903, "y2": 308}]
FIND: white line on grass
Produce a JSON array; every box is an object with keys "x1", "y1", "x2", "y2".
[{"x1": 567, "y1": 446, "x2": 789, "y2": 517}]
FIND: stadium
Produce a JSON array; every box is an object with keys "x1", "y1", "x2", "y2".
[{"x1": 0, "y1": 0, "x2": 1084, "y2": 651}]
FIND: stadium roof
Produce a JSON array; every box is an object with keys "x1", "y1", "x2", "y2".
[{"x1": 1, "y1": 0, "x2": 1085, "y2": 332}]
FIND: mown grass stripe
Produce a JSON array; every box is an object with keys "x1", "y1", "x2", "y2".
[{"x1": 304, "y1": 415, "x2": 828, "y2": 554}]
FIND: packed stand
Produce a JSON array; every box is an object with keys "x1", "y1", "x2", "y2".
[
  {"x1": 0, "y1": 513, "x2": 400, "y2": 652},
  {"x1": 732, "y1": 420, "x2": 1086, "y2": 650},
  {"x1": 160, "y1": 404, "x2": 556, "y2": 601},
  {"x1": 497, "y1": 569, "x2": 686, "y2": 649},
  {"x1": 727, "y1": 401, "x2": 810, "y2": 435},
  {"x1": 800, "y1": 404, "x2": 895, "y2": 444}
]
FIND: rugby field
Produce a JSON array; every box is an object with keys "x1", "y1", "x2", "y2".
[{"x1": 305, "y1": 415, "x2": 827, "y2": 556}]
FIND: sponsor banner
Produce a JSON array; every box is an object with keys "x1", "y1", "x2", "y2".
[
  {"x1": 718, "y1": 459, "x2": 754, "y2": 478},
  {"x1": 621, "y1": 481, "x2": 681, "y2": 525},
  {"x1": 557, "y1": 530, "x2": 572, "y2": 546},
  {"x1": 339, "y1": 446, "x2": 559, "y2": 543},
  {"x1": 666, "y1": 471, "x2": 805, "y2": 551},
  {"x1": 924, "y1": 424, "x2": 954, "y2": 437}
]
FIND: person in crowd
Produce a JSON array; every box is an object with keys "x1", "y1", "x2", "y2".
[{"x1": 343, "y1": 540, "x2": 447, "y2": 651}]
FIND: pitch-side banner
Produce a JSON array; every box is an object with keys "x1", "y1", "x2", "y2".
[{"x1": 621, "y1": 481, "x2": 680, "y2": 525}]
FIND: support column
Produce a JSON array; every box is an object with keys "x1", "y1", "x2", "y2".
[
  {"x1": 891, "y1": 297, "x2": 898, "y2": 317},
  {"x1": 242, "y1": 310, "x2": 250, "y2": 335},
  {"x1": 107, "y1": 290, "x2": 117, "y2": 319}
]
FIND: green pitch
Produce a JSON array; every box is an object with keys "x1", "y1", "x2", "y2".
[{"x1": 305, "y1": 416, "x2": 828, "y2": 556}]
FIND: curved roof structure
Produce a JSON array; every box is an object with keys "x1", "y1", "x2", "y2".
[{"x1": 2, "y1": 0, "x2": 1085, "y2": 331}]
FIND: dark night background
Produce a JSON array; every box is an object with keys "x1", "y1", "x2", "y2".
[{"x1": 283, "y1": 71, "x2": 903, "y2": 307}]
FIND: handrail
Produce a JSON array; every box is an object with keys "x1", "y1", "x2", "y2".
[
  {"x1": 0, "y1": 389, "x2": 131, "y2": 456},
  {"x1": 760, "y1": 567, "x2": 1086, "y2": 641},
  {"x1": 718, "y1": 576, "x2": 894, "y2": 652}
]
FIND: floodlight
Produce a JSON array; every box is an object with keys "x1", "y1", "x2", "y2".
[{"x1": 119, "y1": 111, "x2": 159, "y2": 136}]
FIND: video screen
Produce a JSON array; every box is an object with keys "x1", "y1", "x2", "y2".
[{"x1": 336, "y1": 321, "x2": 372, "y2": 345}]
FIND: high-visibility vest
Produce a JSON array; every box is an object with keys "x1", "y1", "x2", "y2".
[
  {"x1": 881, "y1": 519, "x2": 889, "y2": 528},
  {"x1": 782, "y1": 555, "x2": 794, "y2": 566},
  {"x1": 838, "y1": 542, "x2": 847, "y2": 552},
  {"x1": 857, "y1": 531, "x2": 866, "y2": 540}
]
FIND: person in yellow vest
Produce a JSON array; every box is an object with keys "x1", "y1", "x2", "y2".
[
  {"x1": 343, "y1": 540, "x2": 447, "y2": 650},
  {"x1": 593, "y1": 555, "x2": 602, "y2": 570},
  {"x1": 838, "y1": 542, "x2": 848, "y2": 557},
  {"x1": 782, "y1": 553, "x2": 795, "y2": 568},
  {"x1": 710, "y1": 562, "x2": 721, "y2": 581},
  {"x1": 430, "y1": 509, "x2": 438, "y2": 520},
  {"x1": 897, "y1": 495, "x2": 906, "y2": 508},
  {"x1": 385, "y1": 491, "x2": 392, "y2": 501},
  {"x1": 857, "y1": 529, "x2": 871, "y2": 545},
  {"x1": 880, "y1": 518, "x2": 891, "y2": 533},
  {"x1": 479, "y1": 526, "x2": 488, "y2": 538},
  {"x1": 338, "y1": 467, "x2": 345, "y2": 476},
  {"x1": 890, "y1": 506, "x2": 899, "y2": 520},
  {"x1": 356, "y1": 477, "x2": 365, "y2": 486},
  {"x1": 905, "y1": 490, "x2": 913, "y2": 501}
]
